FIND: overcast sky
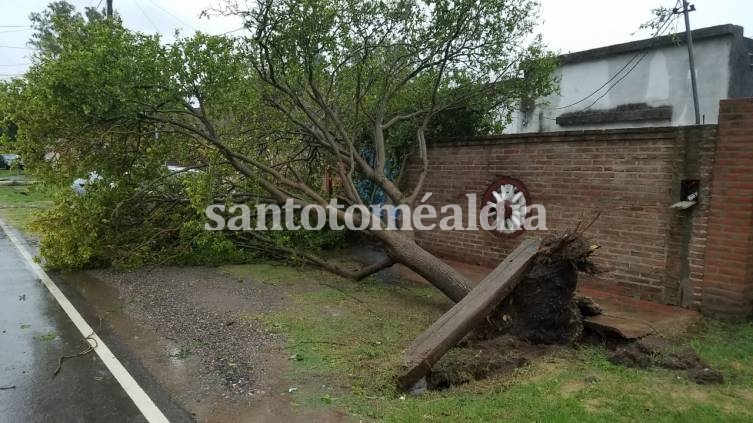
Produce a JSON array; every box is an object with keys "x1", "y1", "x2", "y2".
[{"x1": 1, "y1": 0, "x2": 752, "y2": 80}]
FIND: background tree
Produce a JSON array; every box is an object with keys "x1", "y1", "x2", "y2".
[{"x1": 29, "y1": 1, "x2": 107, "y2": 56}]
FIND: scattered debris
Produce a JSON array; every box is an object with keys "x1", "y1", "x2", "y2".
[
  {"x1": 408, "y1": 377, "x2": 427, "y2": 395},
  {"x1": 575, "y1": 295, "x2": 602, "y2": 316},
  {"x1": 34, "y1": 332, "x2": 58, "y2": 342},
  {"x1": 607, "y1": 335, "x2": 724, "y2": 385},
  {"x1": 606, "y1": 343, "x2": 651, "y2": 368},
  {"x1": 53, "y1": 336, "x2": 97, "y2": 378},
  {"x1": 170, "y1": 347, "x2": 193, "y2": 360},
  {"x1": 689, "y1": 367, "x2": 725, "y2": 385},
  {"x1": 426, "y1": 335, "x2": 549, "y2": 390}
]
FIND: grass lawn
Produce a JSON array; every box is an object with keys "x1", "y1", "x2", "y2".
[
  {"x1": 0, "y1": 168, "x2": 25, "y2": 178},
  {"x1": 223, "y1": 263, "x2": 753, "y2": 422},
  {"x1": 0, "y1": 173, "x2": 52, "y2": 230}
]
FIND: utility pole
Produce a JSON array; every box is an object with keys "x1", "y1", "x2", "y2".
[
  {"x1": 106, "y1": 0, "x2": 113, "y2": 19},
  {"x1": 674, "y1": 1, "x2": 701, "y2": 124}
]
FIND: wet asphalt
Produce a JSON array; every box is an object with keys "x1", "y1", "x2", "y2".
[{"x1": 0, "y1": 225, "x2": 192, "y2": 423}]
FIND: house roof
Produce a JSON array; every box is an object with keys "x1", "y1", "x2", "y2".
[{"x1": 559, "y1": 24, "x2": 746, "y2": 65}]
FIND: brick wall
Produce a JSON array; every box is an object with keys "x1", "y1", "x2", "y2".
[
  {"x1": 701, "y1": 99, "x2": 753, "y2": 319},
  {"x1": 406, "y1": 100, "x2": 753, "y2": 316}
]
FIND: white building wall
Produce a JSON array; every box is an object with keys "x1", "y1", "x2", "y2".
[{"x1": 506, "y1": 37, "x2": 732, "y2": 133}]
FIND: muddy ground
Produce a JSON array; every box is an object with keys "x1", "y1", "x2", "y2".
[{"x1": 63, "y1": 267, "x2": 348, "y2": 423}]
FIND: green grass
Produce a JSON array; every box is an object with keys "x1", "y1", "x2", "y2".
[
  {"x1": 0, "y1": 177, "x2": 52, "y2": 230},
  {"x1": 690, "y1": 320, "x2": 753, "y2": 389},
  {"x1": 170, "y1": 346, "x2": 194, "y2": 360},
  {"x1": 225, "y1": 263, "x2": 753, "y2": 422},
  {"x1": 0, "y1": 168, "x2": 25, "y2": 178},
  {"x1": 34, "y1": 332, "x2": 58, "y2": 342}
]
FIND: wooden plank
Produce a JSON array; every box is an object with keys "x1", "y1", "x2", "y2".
[{"x1": 398, "y1": 238, "x2": 541, "y2": 391}]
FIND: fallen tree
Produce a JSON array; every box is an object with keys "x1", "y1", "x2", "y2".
[{"x1": 11, "y1": 0, "x2": 557, "y2": 300}]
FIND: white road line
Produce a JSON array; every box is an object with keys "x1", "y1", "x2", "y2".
[{"x1": 0, "y1": 219, "x2": 170, "y2": 423}]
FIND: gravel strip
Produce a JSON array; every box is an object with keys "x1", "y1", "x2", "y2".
[{"x1": 90, "y1": 266, "x2": 286, "y2": 397}]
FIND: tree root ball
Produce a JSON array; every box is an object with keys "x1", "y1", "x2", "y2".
[{"x1": 507, "y1": 233, "x2": 599, "y2": 345}]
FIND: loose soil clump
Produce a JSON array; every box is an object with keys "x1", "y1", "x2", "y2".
[
  {"x1": 427, "y1": 335, "x2": 557, "y2": 390},
  {"x1": 607, "y1": 335, "x2": 724, "y2": 384}
]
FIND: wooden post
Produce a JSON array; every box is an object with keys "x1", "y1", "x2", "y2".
[{"x1": 398, "y1": 238, "x2": 541, "y2": 391}]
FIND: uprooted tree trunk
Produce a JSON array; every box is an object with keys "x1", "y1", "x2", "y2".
[
  {"x1": 374, "y1": 230, "x2": 472, "y2": 302},
  {"x1": 236, "y1": 225, "x2": 472, "y2": 303}
]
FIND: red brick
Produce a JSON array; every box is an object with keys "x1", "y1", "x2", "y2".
[{"x1": 408, "y1": 99, "x2": 752, "y2": 318}]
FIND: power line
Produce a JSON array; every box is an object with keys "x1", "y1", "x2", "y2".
[
  {"x1": 0, "y1": 28, "x2": 33, "y2": 34},
  {"x1": 533, "y1": 6, "x2": 680, "y2": 123},
  {"x1": 542, "y1": 0, "x2": 681, "y2": 113},
  {"x1": 0, "y1": 25, "x2": 30, "y2": 28},
  {"x1": 580, "y1": 53, "x2": 655, "y2": 111},
  {"x1": 217, "y1": 26, "x2": 246, "y2": 36},
  {"x1": 134, "y1": 0, "x2": 160, "y2": 33},
  {"x1": 0, "y1": 45, "x2": 35, "y2": 50},
  {"x1": 546, "y1": 55, "x2": 642, "y2": 111},
  {"x1": 578, "y1": 15, "x2": 680, "y2": 112},
  {"x1": 146, "y1": 0, "x2": 196, "y2": 31},
  {"x1": 0, "y1": 63, "x2": 30, "y2": 67}
]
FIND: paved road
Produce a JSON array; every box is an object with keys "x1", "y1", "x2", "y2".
[{"x1": 0, "y1": 224, "x2": 188, "y2": 423}]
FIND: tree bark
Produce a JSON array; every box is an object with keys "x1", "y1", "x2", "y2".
[{"x1": 373, "y1": 230, "x2": 472, "y2": 303}]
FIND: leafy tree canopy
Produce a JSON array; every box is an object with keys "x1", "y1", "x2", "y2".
[{"x1": 10, "y1": 0, "x2": 556, "y2": 293}]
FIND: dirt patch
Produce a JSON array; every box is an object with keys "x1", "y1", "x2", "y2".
[
  {"x1": 427, "y1": 335, "x2": 558, "y2": 390},
  {"x1": 79, "y1": 266, "x2": 347, "y2": 422},
  {"x1": 607, "y1": 335, "x2": 724, "y2": 384}
]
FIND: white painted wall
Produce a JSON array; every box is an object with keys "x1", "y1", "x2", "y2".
[{"x1": 506, "y1": 36, "x2": 732, "y2": 133}]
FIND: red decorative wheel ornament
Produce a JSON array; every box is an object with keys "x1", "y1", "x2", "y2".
[{"x1": 481, "y1": 177, "x2": 531, "y2": 237}]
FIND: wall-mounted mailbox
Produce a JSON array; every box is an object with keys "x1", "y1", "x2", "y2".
[{"x1": 671, "y1": 179, "x2": 700, "y2": 210}]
